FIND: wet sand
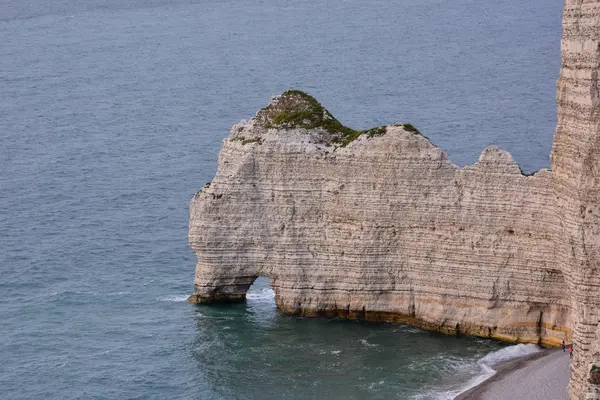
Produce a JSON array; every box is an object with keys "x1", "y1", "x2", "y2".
[{"x1": 456, "y1": 349, "x2": 570, "y2": 400}]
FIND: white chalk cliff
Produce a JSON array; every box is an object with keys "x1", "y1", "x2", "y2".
[{"x1": 189, "y1": 1, "x2": 600, "y2": 398}]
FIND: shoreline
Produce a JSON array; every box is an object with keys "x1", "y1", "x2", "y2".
[
  {"x1": 455, "y1": 348, "x2": 569, "y2": 400},
  {"x1": 191, "y1": 295, "x2": 567, "y2": 347}
]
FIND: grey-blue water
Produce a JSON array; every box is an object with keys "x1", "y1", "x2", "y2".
[{"x1": 1, "y1": 0, "x2": 561, "y2": 398}]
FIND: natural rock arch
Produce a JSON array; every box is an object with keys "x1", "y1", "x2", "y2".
[
  {"x1": 189, "y1": 99, "x2": 572, "y2": 345},
  {"x1": 189, "y1": 1, "x2": 600, "y2": 398}
]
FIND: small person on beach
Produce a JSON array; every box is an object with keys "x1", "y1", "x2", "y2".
[
  {"x1": 562, "y1": 339, "x2": 566, "y2": 352},
  {"x1": 570, "y1": 345, "x2": 573, "y2": 358}
]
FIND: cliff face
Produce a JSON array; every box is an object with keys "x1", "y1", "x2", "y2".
[
  {"x1": 552, "y1": 1, "x2": 600, "y2": 398},
  {"x1": 189, "y1": 2, "x2": 600, "y2": 398},
  {"x1": 190, "y1": 100, "x2": 570, "y2": 346}
]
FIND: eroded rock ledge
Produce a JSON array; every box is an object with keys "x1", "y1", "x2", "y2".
[{"x1": 189, "y1": 1, "x2": 600, "y2": 398}]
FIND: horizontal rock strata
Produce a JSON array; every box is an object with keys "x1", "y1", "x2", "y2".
[
  {"x1": 551, "y1": 1, "x2": 600, "y2": 398},
  {"x1": 189, "y1": 92, "x2": 571, "y2": 348},
  {"x1": 189, "y1": 1, "x2": 600, "y2": 397}
]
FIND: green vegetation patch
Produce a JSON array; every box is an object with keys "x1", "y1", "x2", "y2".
[
  {"x1": 260, "y1": 90, "x2": 355, "y2": 138},
  {"x1": 231, "y1": 136, "x2": 262, "y2": 145},
  {"x1": 256, "y1": 90, "x2": 424, "y2": 147},
  {"x1": 330, "y1": 125, "x2": 388, "y2": 147},
  {"x1": 194, "y1": 181, "x2": 212, "y2": 196},
  {"x1": 392, "y1": 123, "x2": 421, "y2": 135}
]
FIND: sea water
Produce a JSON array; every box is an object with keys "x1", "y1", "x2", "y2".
[{"x1": 1, "y1": 0, "x2": 561, "y2": 398}]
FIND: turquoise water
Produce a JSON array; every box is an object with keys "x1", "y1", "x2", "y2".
[
  {"x1": 1, "y1": 0, "x2": 561, "y2": 398},
  {"x1": 193, "y1": 278, "x2": 511, "y2": 400}
]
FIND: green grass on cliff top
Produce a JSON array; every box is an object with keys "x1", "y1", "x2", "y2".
[
  {"x1": 254, "y1": 90, "x2": 537, "y2": 175},
  {"x1": 258, "y1": 90, "x2": 421, "y2": 147}
]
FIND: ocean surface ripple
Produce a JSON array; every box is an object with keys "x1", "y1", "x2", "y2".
[{"x1": 1, "y1": 0, "x2": 561, "y2": 398}]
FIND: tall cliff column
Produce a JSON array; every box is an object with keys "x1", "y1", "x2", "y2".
[{"x1": 551, "y1": 1, "x2": 600, "y2": 398}]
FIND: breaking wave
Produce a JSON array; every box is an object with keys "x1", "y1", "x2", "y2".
[
  {"x1": 417, "y1": 344, "x2": 541, "y2": 400},
  {"x1": 480, "y1": 343, "x2": 540, "y2": 365},
  {"x1": 246, "y1": 287, "x2": 275, "y2": 301}
]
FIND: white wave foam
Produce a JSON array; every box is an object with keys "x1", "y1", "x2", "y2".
[
  {"x1": 158, "y1": 294, "x2": 189, "y2": 302},
  {"x1": 246, "y1": 287, "x2": 275, "y2": 301},
  {"x1": 479, "y1": 343, "x2": 540, "y2": 365},
  {"x1": 359, "y1": 338, "x2": 378, "y2": 348},
  {"x1": 420, "y1": 344, "x2": 541, "y2": 400}
]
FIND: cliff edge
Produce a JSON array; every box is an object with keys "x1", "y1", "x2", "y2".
[{"x1": 189, "y1": 1, "x2": 600, "y2": 399}]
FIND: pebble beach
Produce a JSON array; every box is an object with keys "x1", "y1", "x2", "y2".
[{"x1": 456, "y1": 349, "x2": 570, "y2": 400}]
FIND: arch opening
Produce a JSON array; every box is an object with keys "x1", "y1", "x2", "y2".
[{"x1": 246, "y1": 276, "x2": 276, "y2": 307}]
